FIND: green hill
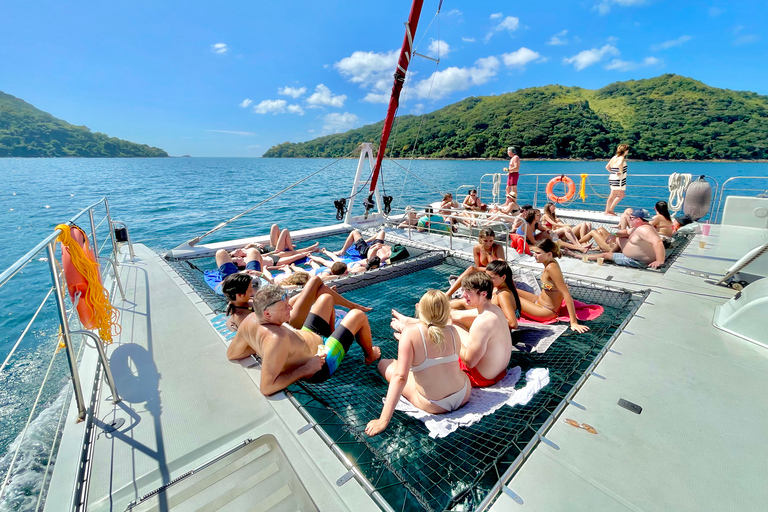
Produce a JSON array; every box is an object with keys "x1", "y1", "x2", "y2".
[
  {"x1": 0, "y1": 92, "x2": 168, "y2": 157},
  {"x1": 263, "y1": 74, "x2": 768, "y2": 160}
]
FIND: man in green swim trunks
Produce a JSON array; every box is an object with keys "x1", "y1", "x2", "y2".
[{"x1": 228, "y1": 284, "x2": 381, "y2": 395}]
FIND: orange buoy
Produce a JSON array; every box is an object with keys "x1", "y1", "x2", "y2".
[
  {"x1": 546, "y1": 176, "x2": 576, "y2": 204},
  {"x1": 60, "y1": 225, "x2": 101, "y2": 329}
]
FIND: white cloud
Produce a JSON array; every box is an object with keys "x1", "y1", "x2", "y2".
[
  {"x1": 462, "y1": 36, "x2": 476, "y2": 43},
  {"x1": 322, "y1": 112, "x2": 360, "y2": 134},
  {"x1": 496, "y1": 16, "x2": 520, "y2": 32},
  {"x1": 305, "y1": 84, "x2": 346, "y2": 108},
  {"x1": 253, "y1": 99, "x2": 287, "y2": 114},
  {"x1": 211, "y1": 43, "x2": 228, "y2": 54},
  {"x1": 363, "y1": 92, "x2": 391, "y2": 104},
  {"x1": 208, "y1": 130, "x2": 255, "y2": 136},
  {"x1": 410, "y1": 56, "x2": 500, "y2": 100},
  {"x1": 239, "y1": 99, "x2": 253, "y2": 108},
  {"x1": 490, "y1": 12, "x2": 503, "y2": 19},
  {"x1": 410, "y1": 103, "x2": 425, "y2": 115},
  {"x1": 501, "y1": 47, "x2": 541, "y2": 68},
  {"x1": 427, "y1": 39, "x2": 451, "y2": 58},
  {"x1": 445, "y1": 9, "x2": 462, "y2": 16},
  {"x1": 334, "y1": 50, "x2": 399, "y2": 87},
  {"x1": 604, "y1": 56, "x2": 662, "y2": 71},
  {"x1": 651, "y1": 35, "x2": 692, "y2": 51},
  {"x1": 287, "y1": 104, "x2": 305, "y2": 115},
  {"x1": 595, "y1": 0, "x2": 646, "y2": 15},
  {"x1": 563, "y1": 44, "x2": 619, "y2": 70},
  {"x1": 278, "y1": 86, "x2": 307, "y2": 98},
  {"x1": 547, "y1": 30, "x2": 569, "y2": 46},
  {"x1": 253, "y1": 99, "x2": 304, "y2": 115}
]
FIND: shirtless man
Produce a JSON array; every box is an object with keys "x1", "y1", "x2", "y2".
[
  {"x1": 583, "y1": 208, "x2": 666, "y2": 269},
  {"x1": 227, "y1": 284, "x2": 381, "y2": 395},
  {"x1": 446, "y1": 228, "x2": 505, "y2": 298},
  {"x1": 393, "y1": 272, "x2": 512, "y2": 387},
  {"x1": 335, "y1": 229, "x2": 392, "y2": 262},
  {"x1": 505, "y1": 146, "x2": 521, "y2": 196}
]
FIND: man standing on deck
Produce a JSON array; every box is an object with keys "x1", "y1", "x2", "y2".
[
  {"x1": 454, "y1": 272, "x2": 512, "y2": 387},
  {"x1": 227, "y1": 284, "x2": 381, "y2": 395},
  {"x1": 505, "y1": 146, "x2": 521, "y2": 196},
  {"x1": 586, "y1": 208, "x2": 666, "y2": 269}
]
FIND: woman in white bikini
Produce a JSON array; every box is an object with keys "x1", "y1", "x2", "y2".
[
  {"x1": 604, "y1": 144, "x2": 630, "y2": 216},
  {"x1": 365, "y1": 290, "x2": 471, "y2": 436}
]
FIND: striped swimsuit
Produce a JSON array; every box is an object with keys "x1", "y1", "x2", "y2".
[{"x1": 608, "y1": 161, "x2": 628, "y2": 191}]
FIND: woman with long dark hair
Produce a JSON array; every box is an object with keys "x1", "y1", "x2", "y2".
[
  {"x1": 449, "y1": 261, "x2": 521, "y2": 330},
  {"x1": 650, "y1": 200, "x2": 674, "y2": 237},
  {"x1": 516, "y1": 239, "x2": 589, "y2": 333}
]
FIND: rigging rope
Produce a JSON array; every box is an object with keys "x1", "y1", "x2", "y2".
[
  {"x1": 668, "y1": 173, "x2": 692, "y2": 214},
  {"x1": 188, "y1": 147, "x2": 359, "y2": 245}
]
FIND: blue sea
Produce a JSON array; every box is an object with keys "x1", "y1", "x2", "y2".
[{"x1": 1, "y1": 157, "x2": 767, "y2": 510}]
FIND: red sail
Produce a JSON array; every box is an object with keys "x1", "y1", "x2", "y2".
[{"x1": 369, "y1": 0, "x2": 425, "y2": 193}]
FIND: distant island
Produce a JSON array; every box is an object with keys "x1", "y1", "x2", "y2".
[
  {"x1": 0, "y1": 91, "x2": 168, "y2": 157},
  {"x1": 263, "y1": 74, "x2": 768, "y2": 161}
]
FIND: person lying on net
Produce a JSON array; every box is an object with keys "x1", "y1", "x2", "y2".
[
  {"x1": 449, "y1": 260, "x2": 520, "y2": 331},
  {"x1": 394, "y1": 272, "x2": 512, "y2": 388},
  {"x1": 228, "y1": 284, "x2": 381, "y2": 395},
  {"x1": 334, "y1": 229, "x2": 392, "y2": 261},
  {"x1": 365, "y1": 290, "x2": 471, "y2": 436},
  {"x1": 576, "y1": 209, "x2": 665, "y2": 269},
  {"x1": 446, "y1": 228, "x2": 506, "y2": 298},
  {"x1": 229, "y1": 224, "x2": 318, "y2": 263}
]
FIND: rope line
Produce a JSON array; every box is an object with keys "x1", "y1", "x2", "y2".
[{"x1": 190, "y1": 147, "x2": 358, "y2": 245}]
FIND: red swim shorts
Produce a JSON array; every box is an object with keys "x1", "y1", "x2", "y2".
[
  {"x1": 459, "y1": 358, "x2": 507, "y2": 387},
  {"x1": 507, "y1": 172, "x2": 519, "y2": 186}
]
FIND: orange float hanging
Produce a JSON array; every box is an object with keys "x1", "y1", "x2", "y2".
[
  {"x1": 546, "y1": 175, "x2": 576, "y2": 204},
  {"x1": 56, "y1": 224, "x2": 119, "y2": 343}
]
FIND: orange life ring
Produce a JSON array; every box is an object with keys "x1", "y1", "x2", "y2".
[
  {"x1": 61, "y1": 225, "x2": 101, "y2": 329},
  {"x1": 546, "y1": 176, "x2": 576, "y2": 204}
]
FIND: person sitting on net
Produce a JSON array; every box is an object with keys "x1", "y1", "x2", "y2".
[
  {"x1": 446, "y1": 228, "x2": 506, "y2": 298},
  {"x1": 228, "y1": 285, "x2": 381, "y2": 395},
  {"x1": 365, "y1": 290, "x2": 471, "y2": 436},
  {"x1": 516, "y1": 239, "x2": 590, "y2": 332},
  {"x1": 449, "y1": 260, "x2": 521, "y2": 331},
  {"x1": 394, "y1": 272, "x2": 512, "y2": 388}
]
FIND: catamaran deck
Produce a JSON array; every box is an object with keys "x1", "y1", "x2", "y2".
[{"x1": 45, "y1": 223, "x2": 768, "y2": 511}]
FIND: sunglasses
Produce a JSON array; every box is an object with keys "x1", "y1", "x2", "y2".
[{"x1": 265, "y1": 292, "x2": 288, "y2": 309}]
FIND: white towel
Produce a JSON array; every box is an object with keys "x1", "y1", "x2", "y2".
[{"x1": 393, "y1": 367, "x2": 550, "y2": 438}]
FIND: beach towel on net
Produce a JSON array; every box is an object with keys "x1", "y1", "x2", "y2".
[
  {"x1": 392, "y1": 367, "x2": 550, "y2": 439},
  {"x1": 519, "y1": 299, "x2": 604, "y2": 325}
]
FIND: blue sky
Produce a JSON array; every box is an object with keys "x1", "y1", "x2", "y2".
[{"x1": 1, "y1": 0, "x2": 766, "y2": 157}]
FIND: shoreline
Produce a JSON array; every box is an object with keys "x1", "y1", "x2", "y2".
[{"x1": 260, "y1": 156, "x2": 768, "y2": 163}]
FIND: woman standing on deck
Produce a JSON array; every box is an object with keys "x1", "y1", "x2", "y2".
[
  {"x1": 516, "y1": 239, "x2": 590, "y2": 333},
  {"x1": 604, "y1": 144, "x2": 630, "y2": 216},
  {"x1": 365, "y1": 290, "x2": 471, "y2": 436}
]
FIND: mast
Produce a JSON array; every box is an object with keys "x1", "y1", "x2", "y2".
[{"x1": 367, "y1": 0, "x2": 426, "y2": 201}]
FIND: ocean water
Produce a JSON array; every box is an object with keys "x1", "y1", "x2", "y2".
[{"x1": 0, "y1": 157, "x2": 767, "y2": 510}]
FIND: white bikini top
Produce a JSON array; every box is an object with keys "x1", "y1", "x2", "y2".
[{"x1": 410, "y1": 325, "x2": 459, "y2": 372}]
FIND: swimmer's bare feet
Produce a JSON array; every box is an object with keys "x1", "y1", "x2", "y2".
[
  {"x1": 353, "y1": 304, "x2": 373, "y2": 312},
  {"x1": 393, "y1": 331, "x2": 401, "y2": 341},
  {"x1": 390, "y1": 318, "x2": 405, "y2": 333},
  {"x1": 299, "y1": 242, "x2": 320, "y2": 253},
  {"x1": 603, "y1": 211, "x2": 617, "y2": 216},
  {"x1": 562, "y1": 248, "x2": 578, "y2": 258},
  {"x1": 365, "y1": 346, "x2": 382, "y2": 365}
]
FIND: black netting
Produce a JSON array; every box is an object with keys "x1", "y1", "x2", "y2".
[{"x1": 287, "y1": 261, "x2": 645, "y2": 512}]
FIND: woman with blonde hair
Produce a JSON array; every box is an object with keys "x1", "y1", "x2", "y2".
[
  {"x1": 604, "y1": 144, "x2": 630, "y2": 216},
  {"x1": 365, "y1": 290, "x2": 470, "y2": 436}
]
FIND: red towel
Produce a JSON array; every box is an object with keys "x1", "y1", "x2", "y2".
[
  {"x1": 519, "y1": 299, "x2": 604, "y2": 324},
  {"x1": 509, "y1": 233, "x2": 530, "y2": 255}
]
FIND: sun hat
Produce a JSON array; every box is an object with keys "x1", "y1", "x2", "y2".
[
  {"x1": 630, "y1": 208, "x2": 650, "y2": 221},
  {"x1": 506, "y1": 191, "x2": 517, "y2": 198}
]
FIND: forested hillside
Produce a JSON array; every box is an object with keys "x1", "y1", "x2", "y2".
[
  {"x1": 263, "y1": 74, "x2": 768, "y2": 160},
  {"x1": 0, "y1": 92, "x2": 168, "y2": 157}
]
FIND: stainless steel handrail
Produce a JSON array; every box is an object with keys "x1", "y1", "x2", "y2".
[{"x1": 714, "y1": 176, "x2": 768, "y2": 223}]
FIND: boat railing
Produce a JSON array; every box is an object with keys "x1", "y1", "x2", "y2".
[
  {"x1": 0, "y1": 197, "x2": 129, "y2": 509},
  {"x1": 385, "y1": 205, "x2": 527, "y2": 261},
  {"x1": 475, "y1": 172, "x2": 722, "y2": 221},
  {"x1": 713, "y1": 176, "x2": 768, "y2": 223}
]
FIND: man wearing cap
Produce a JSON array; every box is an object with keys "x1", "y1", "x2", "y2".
[
  {"x1": 585, "y1": 208, "x2": 666, "y2": 269},
  {"x1": 505, "y1": 146, "x2": 521, "y2": 196},
  {"x1": 228, "y1": 284, "x2": 381, "y2": 395}
]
